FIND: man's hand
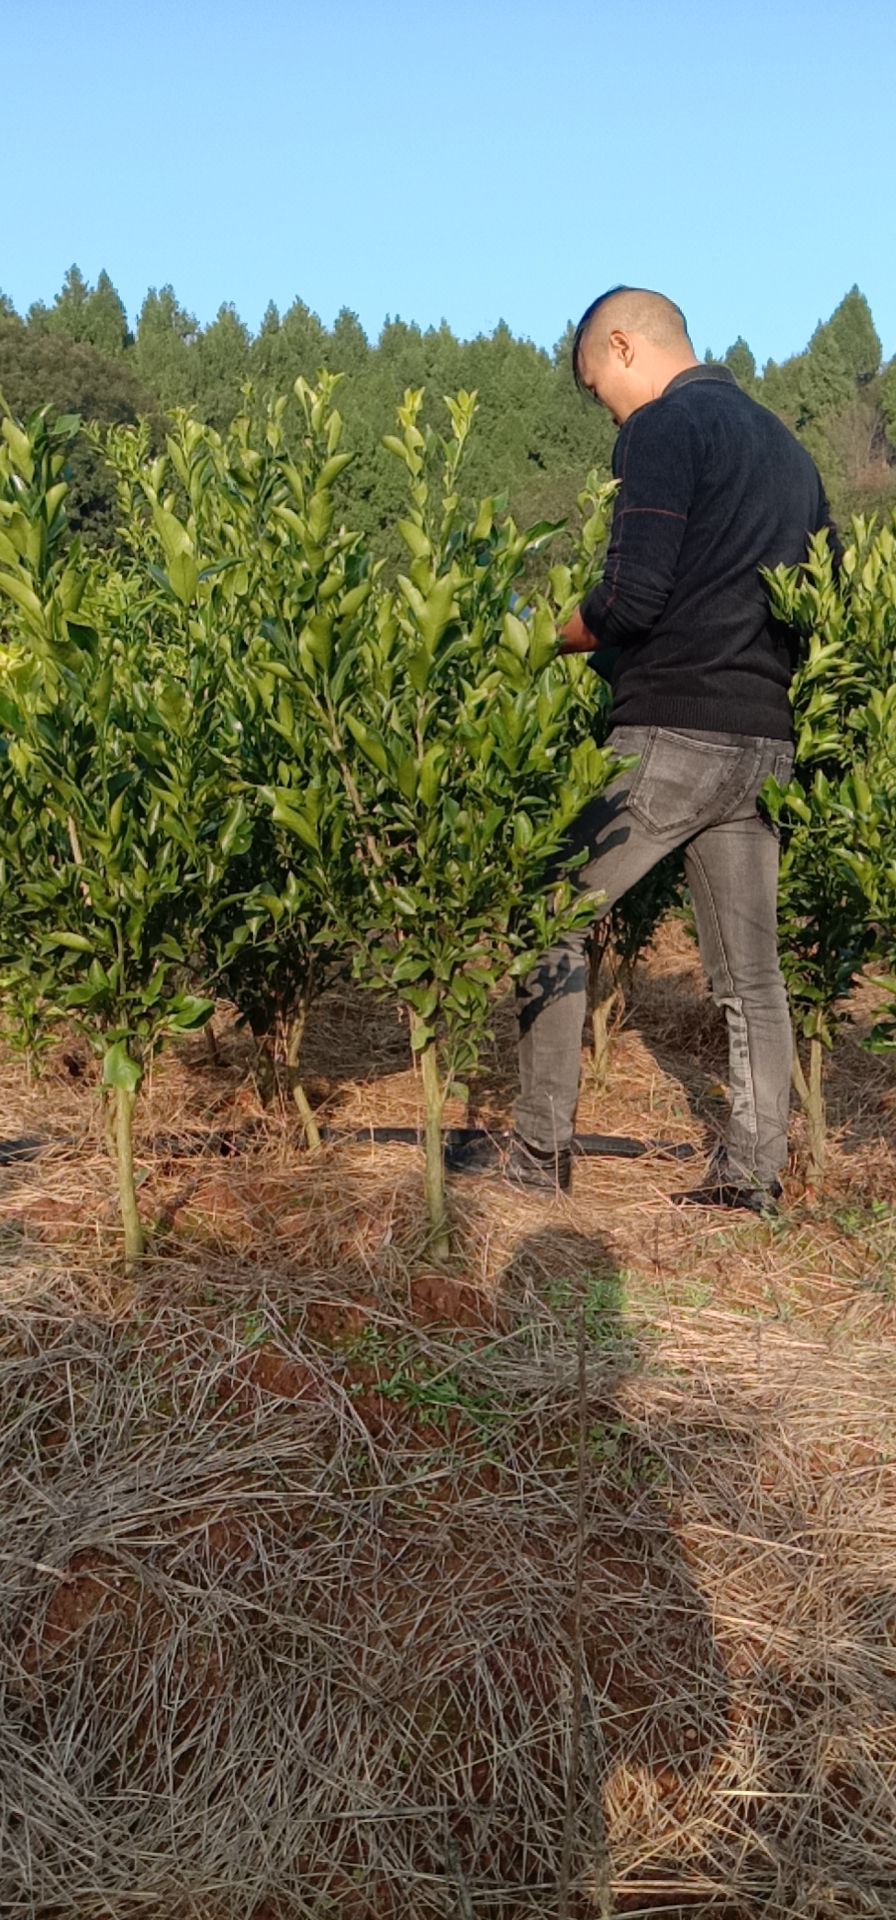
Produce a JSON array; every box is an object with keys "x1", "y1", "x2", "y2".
[{"x1": 556, "y1": 605, "x2": 597, "y2": 654}]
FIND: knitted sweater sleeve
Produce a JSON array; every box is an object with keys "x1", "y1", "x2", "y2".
[
  {"x1": 580, "y1": 402, "x2": 702, "y2": 649},
  {"x1": 815, "y1": 482, "x2": 844, "y2": 575}
]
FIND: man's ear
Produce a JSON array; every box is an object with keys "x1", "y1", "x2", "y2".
[{"x1": 608, "y1": 328, "x2": 634, "y2": 367}]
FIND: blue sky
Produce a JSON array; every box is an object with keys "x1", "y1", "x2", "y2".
[{"x1": 5, "y1": 0, "x2": 895, "y2": 366}]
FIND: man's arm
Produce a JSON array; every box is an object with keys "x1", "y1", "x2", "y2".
[
  {"x1": 556, "y1": 605, "x2": 596, "y2": 653},
  {"x1": 561, "y1": 404, "x2": 702, "y2": 656},
  {"x1": 817, "y1": 484, "x2": 844, "y2": 575}
]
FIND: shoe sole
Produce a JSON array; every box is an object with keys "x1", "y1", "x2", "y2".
[{"x1": 671, "y1": 1191, "x2": 781, "y2": 1218}]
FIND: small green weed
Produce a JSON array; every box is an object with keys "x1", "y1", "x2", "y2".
[
  {"x1": 237, "y1": 1310, "x2": 270, "y2": 1349},
  {"x1": 343, "y1": 1326, "x2": 506, "y2": 1437},
  {"x1": 587, "y1": 1418, "x2": 672, "y2": 1492},
  {"x1": 543, "y1": 1268, "x2": 628, "y2": 1344}
]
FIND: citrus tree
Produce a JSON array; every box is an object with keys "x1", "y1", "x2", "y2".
[
  {"x1": 840, "y1": 683, "x2": 896, "y2": 1053},
  {"x1": 100, "y1": 385, "x2": 366, "y2": 1148},
  {"x1": 203, "y1": 380, "x2": 369, "y2": 1143},
  {"x1": 0, "y1": 403, "x2": 243, "y2": 1261},
  {"x1": 762, "y1": 515, "x2": 896, "y2": 1181},
  {"x1": 826, "y1": 523, "x2": 896, "y2": 1055},
  {"x1": 260, "y1": 386, "x2": 620, "y2": 1253}
]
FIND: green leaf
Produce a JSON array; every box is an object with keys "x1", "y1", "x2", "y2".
[
  {"x1": 0, "y1": 571, "x2": 43, "y2": 622},
  {"x1": 396, "y1": 753, "x2": 418, "y2": 801},
  {"x1": 383, "y1": 434, "x2": 412, "y2": 467},
  {"x1": 43, "y1": 930, "x2": 93, "y2": 953},
  {"x1": 345, "y1": 713, "x2": 390, "y2": 776},
  {"x1": 514, "y1": 811, "x2": 534, "y2": 850},
  {"x1": 165, "y1": 995, "x2": 216, "y2": 1032},
  {"x1": 397, "y1": 518, "x2": 431, "y2": 562},
  {"x1": 418, "y1": 745, "x2": 446, "y2": 809},
  {"x1": 167, "y1": 549, "x2": 199, "y2": 607},
  {"x1": 419, "y1": 572, "x2": 458, "y2": 650},
  {"x1": 318, "y1": 452, "x2": 353, "y2": 488},
  {"x1": 153, "y1": 505, "x2": 194, "y2": 563},
  {"x1": 102, "y1": 1041, "x2": 141, "y2": 1094},
  {"x1": 264, "y1": 786, "x2": 321, "y2": 852},
  {"x1": 2, "y1": 418, "x2": 34, "y2": 480}
]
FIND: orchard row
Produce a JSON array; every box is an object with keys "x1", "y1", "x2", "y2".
[{"x1": 0, "y1": 381, "x2": 893, "y2": 1255}]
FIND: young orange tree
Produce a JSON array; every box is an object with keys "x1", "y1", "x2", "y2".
[
  {"x1": 100, "y1": 387, "x2": 366, "y2": 1147},
  {"x1": 0, "y1": 403, "x2": 244, "y2": 1260},
  {"x1": 259, "y1": 386, "x2": 620, "y2": 1253},
  {"x1": 762, "y1": 515, "x2": 896, "y2": 1182}
]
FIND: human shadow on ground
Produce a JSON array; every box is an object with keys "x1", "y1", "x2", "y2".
[
  {"x1": 485, "y1": 1225, "x2": 734, "y2": 1916},
  {"x1": 3, "y1": 1166, "x2": 894, "y2": 1918},
  {"x1": 488, "y1": 1225, "x2": 896, "y2": 1916}
]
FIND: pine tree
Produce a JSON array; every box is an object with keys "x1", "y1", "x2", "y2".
[
  {"x1": 249, "y1": 297, "x2": 328, "y2": 392},
  {"x1": 45, "y1": 264, "x2": 91, "y2": 341},
  {"x1": 759, "y1": 355, "x2": 806, "y2": 424},
  {"x1": 281, "y1": 297, "x2": 327, "y2": 372},
  {"x1": 377, "y1": 316, "x2": 427, "y2": 391},
  {"x1": 826, "y1": 286, "x2": 881, "y2": 386},
  {"x1": 194, "y1": 303, "x2": 251, "y2": 427},
  {"x1": 25, "y1": 300, "x2": 51, "y2": 332},
  {"x1": 723, "y1": 336, "x2": 757, "y2": 393},
  {"x1": 881, "y1": 360, "x2": 896, "y2": 452},
  {"x1": 83, "y1": 270, "x2": 130, "y2": 356},
  {"x1": 329, "y1": 307, "x2": 369, "y2": 372},
  {"x1": 799, "y1": 324, "x2": 853, "y2": 426},
  {"x1": 133, "y1": 285, "x2": 199, "y2": 409}
]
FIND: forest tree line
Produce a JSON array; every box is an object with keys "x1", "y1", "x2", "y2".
[{"x1": 1, "y1": 267, "x2": 895, "y2": 548}]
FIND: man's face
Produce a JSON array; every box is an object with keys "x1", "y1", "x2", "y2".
[{"x1": 577, "y1": 328, "x2": 647, "y2": 426}]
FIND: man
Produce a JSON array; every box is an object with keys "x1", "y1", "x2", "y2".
[{"x1": 448, "y1": 285, "x2": 841, "y2": 1213}]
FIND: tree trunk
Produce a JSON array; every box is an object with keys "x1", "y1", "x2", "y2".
[
  {"x1": 204, "y1": 1019, "x2": 220, "y2": 1066},
  {"x1": 286, "y1": 1002, "x2": 322, "y2": 1153},
  {"x1": 588, "y1": 933, "x2": 622, "y2": 1089},
  {"x1": 106, "y1": 1084, "x2": 144, "y2": 1265},
  {"x1": 410, "y1": 1013, "x2": 450, "y2": 1258},
  {"x1": 253, "y1": 1037, "x2": 277, "y2": 1106},
  {"x1": 590, "y1": 985, "x2": 622, "y2": 1089},
  {"x1": 792, "y1": 1037, "x2": 826, "y2": 1187}
]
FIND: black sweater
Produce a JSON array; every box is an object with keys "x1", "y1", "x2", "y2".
[{"x1": 580, "y1": 363, "x2": 841, "y2": 740}]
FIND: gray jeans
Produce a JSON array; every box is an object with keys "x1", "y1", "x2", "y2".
[{"x1": 514, "y1": 726, "x2": 796, "y2": 1185}]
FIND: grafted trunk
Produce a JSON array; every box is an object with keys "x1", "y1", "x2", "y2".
[
  {"x1": 792, "y1": 1037, "x2": 826, "y2": 1187},
  {"x1": 588, "y1": 933, "x2": 623, "y2": 1089},
  {"x1": 286, "y1": 1001, "x2": 322, "y2": 1153},
  {"x1": 410, "y1": 1012, "x2": 449, "y2": 1258},
  {"x1": 253, "y1": 1036, "x2": 277, "y2": 1106},
  {"x1": 105, "y1": 1083, "x2": 144, "y2": 1265}
]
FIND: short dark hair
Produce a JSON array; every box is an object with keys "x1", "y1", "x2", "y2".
[
  {"x1": 572, "y1": 285, "x2": 692, "y2": 393},
  {"x1": 572, "y1": 285, "x2": 628, "y2": 393}
]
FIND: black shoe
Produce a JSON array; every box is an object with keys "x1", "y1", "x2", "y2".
[
  {"x1": 444, "y1": 1128, "x2": 571, "y2": 1194},
  {"x1": 505, "y1": 1132, "x2": 572, "y2": 1194},
  {"x1": 443, "y1": 1128, "x2": 508, "y2": 1176},
  {"x1": 672, "y1": 1179, "x2": 783, "y2": 1218}
]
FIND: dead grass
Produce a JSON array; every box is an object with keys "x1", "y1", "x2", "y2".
[{"x1": 0, "y1": 923, "x2": 895, "y2": 1918}]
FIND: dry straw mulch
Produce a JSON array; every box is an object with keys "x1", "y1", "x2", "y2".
[{"x1": 1, "y1": 924, "x2": 895, "y2": 1918}]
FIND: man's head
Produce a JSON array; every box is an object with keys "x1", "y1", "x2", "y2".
[{"x1": 572, "y1": 285, "x2": 699, "y2": 425}]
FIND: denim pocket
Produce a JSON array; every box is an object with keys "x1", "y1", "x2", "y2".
[
  {"x1": 771, "y1": 748, "x2": 795, "y2": 788},
  {"x1": 627, "y1": 728, "x2": 759, "y2": 835},
  {"x1": 760, "y1": 747, "x2": 796, "y2": 839}
]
